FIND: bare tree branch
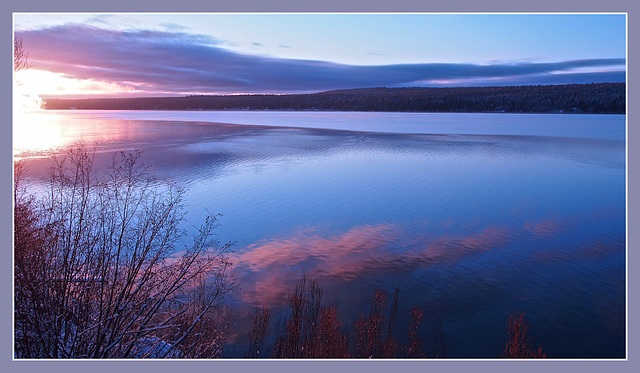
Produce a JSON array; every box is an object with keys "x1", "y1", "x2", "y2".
[
  {"x1": 14, "y1": 145, "x2": 235, "y2": 358},
  {"x1": 14, "y1": 36, "x2": 32, "y2": 72}
]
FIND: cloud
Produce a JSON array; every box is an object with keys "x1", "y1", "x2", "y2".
[
  {"x1": 524, "y1": 218, "x2": 563, "y2": 237},
  {"x1": 231, "y1": 222, "x2": 511, "y2": 306},
  {"x1": 17, "y1": 24, "x2": 626, "y2": 96}
]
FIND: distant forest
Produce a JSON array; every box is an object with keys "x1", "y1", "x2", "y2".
[{"x1": 43, "y1": 83, "x2": 626, "y2": 114}]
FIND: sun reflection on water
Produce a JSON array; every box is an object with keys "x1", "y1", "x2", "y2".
[
  {"x1": 13, "y1": 111, "x2": 66, "y2": 159},
  {"x1": 13, "y1": 70, "x2": 60, "y2": 158}
]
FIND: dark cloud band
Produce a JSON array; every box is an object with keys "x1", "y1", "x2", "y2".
[{"x1": 17, "y1": 25, "x2": 626, "y2": 95}]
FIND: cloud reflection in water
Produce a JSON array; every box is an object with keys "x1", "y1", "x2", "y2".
[{"x1": 232, "y1": 222, "x2": 511, "y2": 307}]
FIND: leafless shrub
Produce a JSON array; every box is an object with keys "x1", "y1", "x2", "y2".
[
  {"x1": 503, "y1": 312, "x2": 546, "y2": 358},
  {"x1": 432, "y1": 318, "x2": 448, "y2": 358},
  {"x1": 406, "y1": 306, "x2": 425, "y2": 358},
  {"x1": 14, "y1": 161, "x2": 54, "y2": 356},
  {"x1": 247, "y1": 306, "x2": 271, "y2": 358},
  {"x1": 14, "y1": 145, "x2": 234, "y2": 358},
  {"x1": 272, "y1": 274, "x2": 349, "y2": 358},
  {"x1": 307, "y1": 304, "x2": 349, "y2": 358},
  {"x1": 353, "y1": 288, "x2": 400, "y2": 358},
  {"x1": 245, "y1": 276, "x2": 460, "y2": 359},
  {"x1": 273, "y1": 274, "x2": 320, "y2": 358}
]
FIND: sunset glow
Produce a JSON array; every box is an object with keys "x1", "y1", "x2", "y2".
[
  {"x1": 12, "y1": 111, "x2": 63, "y2": 157},
  {"x1": 14, "y1": 69, "x2": 137, "y2": 102},
  {"x1": 12, "y1": 68, "x2": 137, "y2": 154}
]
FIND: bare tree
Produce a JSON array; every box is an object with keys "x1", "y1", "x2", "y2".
[
  {"x1": 14, "y1": 146, "x2": 235, "y2": 358},
  {"x1": 14, "y1": 36, "x2": 32, "y2": 72}
]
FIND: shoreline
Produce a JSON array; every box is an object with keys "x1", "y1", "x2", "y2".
[
  {"x1": 45, "y1": 108, "x2": 624, "y2": 115},
  {"x1": 41, "y1": 83, "x2": 626, "y2": 115}
]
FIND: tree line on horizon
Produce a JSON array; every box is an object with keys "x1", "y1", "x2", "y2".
[{"x1": 42, "y1": 83, "x2": 625, "y2": 114}]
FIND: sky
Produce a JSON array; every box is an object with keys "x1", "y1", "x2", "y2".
[{"x1": 13, "y1": 13, "x2": 627, "y2": 98}]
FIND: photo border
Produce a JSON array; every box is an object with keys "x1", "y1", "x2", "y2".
[{"x1": 3, "y1": 1, "x2": 636, "y2": 372}]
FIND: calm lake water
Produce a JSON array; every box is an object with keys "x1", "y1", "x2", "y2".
[{"x1": 14, "y1": 110, "x2": 626, "y2": 358}]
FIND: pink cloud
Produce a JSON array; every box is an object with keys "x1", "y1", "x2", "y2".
[
  {"x1": 524, "y1": 218, "x2": 562, "y2": 237},
  {"x1": 232, "y1": 222, "x2": 510, "y2": 306}
]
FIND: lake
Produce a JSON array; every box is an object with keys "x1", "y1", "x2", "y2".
[{"x1": 14, "y1": 110, "x2": 626, "y2": 358}]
